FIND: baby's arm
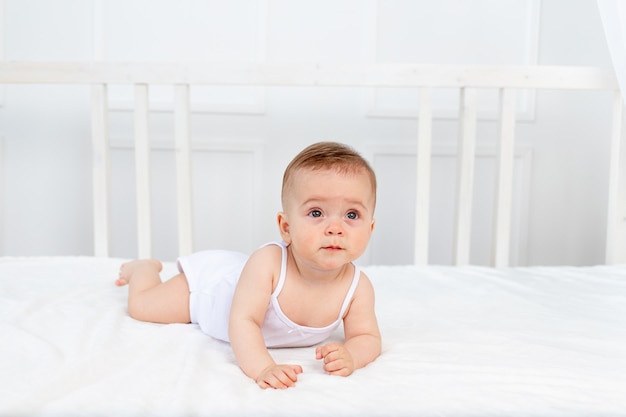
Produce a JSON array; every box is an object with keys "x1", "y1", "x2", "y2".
[
  {"x1": 316, "y1": 273, "x2": 381, "y2": 376},
  {"x1": 228, "y1": 246, "x2": 303, "y2": 389}
]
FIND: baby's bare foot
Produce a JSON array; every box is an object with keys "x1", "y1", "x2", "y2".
[{"x1": 115, "y1": 259, "x2": 163, "y2": 286}]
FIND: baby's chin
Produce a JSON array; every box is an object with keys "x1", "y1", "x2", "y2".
[{"x1": 311, "y1": 251, "x2": 354, "y2": 269}]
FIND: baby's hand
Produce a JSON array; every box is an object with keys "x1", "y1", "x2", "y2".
[
  {"x1": 255, "y1": 364, "x2": 303, "y2": 389},
  {"x1": 315, "y1": 343, "x2": 354, "y2": 376}
]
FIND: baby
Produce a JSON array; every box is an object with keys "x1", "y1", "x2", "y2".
[{"x1": 116, "y1": 141, "x2": 381, "y2": 389}]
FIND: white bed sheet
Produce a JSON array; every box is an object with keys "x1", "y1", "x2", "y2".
[{"x1": 1, "y1": 257, "x2": 625, "y2": 416}]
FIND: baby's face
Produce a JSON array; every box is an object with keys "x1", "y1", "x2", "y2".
[{"x1": 279, "y1": 167, "x2": 375, "y2": 271}]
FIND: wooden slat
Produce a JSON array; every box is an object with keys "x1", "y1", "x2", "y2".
[
  {"x1": 91, "y1": 84, "x2": 110, "y2": 257},
  {"x1": 605, "y1": 93, "x2": 626, "y2": 264},
  {"x1": 414, "y1": 87, "x2": 432, "y2": 265},
  {"x1": 174, "y1": 84, "x2": 194, "y2": 256},
  {"x1": 492, "y1": 88, "x2": 517, "y2": 267},
  {"x1": 453, "y1": 88, "x2": 477, "y2": 266},
  {"x1": 0, "y1": 62, "x2": 619, "y2": 90},
  {"x1": 134, "y1": 84, "x2": 152, "y2": 259}
]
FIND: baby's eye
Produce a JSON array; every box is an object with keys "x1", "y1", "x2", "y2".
[
  {"x1": 309, "y1": 209, "x2": 323, "y2": 218},
  {"x1": 346, "y1": 211, "x2": 359, "y2": 220}
]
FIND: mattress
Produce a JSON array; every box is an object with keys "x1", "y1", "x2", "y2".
[{"x1": 1, "y1": 256, "x2": 625, "y2": 416}]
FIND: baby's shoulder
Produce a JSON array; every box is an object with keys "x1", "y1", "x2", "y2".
[
  {"x1": 249, "y1": 242, "x2": 283, "y2": 263},
  {"x1": 243, "y1": 244, "x2": 283, "y2": 279},
  {"x1": 353, "y1": 269, "x2": 376, "y2": 296}
]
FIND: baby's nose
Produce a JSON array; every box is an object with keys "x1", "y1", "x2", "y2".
[{"x1": 325, "y1": 219, "x2": 344, "y2": 235}]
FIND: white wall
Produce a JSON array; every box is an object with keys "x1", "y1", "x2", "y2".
[{"x1": 0, "y1": 0, "x2": 616, "y2": 265}]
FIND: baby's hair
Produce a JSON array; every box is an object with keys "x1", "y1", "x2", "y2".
[{"x1": 281, "y1": 141, "x2": 377, "y2": 209}]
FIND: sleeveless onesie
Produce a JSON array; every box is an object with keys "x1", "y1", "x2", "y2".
[{"x1": 177, "y1": 241, "x2": 361, "y2": 348}]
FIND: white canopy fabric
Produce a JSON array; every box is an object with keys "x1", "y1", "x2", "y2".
[{"x1": 598, "y1": 0, "x2": 626, "y2": 105}]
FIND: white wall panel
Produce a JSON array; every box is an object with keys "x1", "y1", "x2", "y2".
[
  {"x1": 4, "y1": 0, "x2": 92, "y2": 60},
  {"x1": 266, "y1": 0, "x2": 368, "y2": 63},
  {"x1": 191, "y1": 146, "x2": 262, "y2": 255},
  {"x1": 367, "y1": 0, "x2": 539, "y2": 120},
  {"x1": 375, "y1": 0, "x2": 539, "y2": 64},
  {"x1": 95, "y1": 0, "x2": 267, "y2": 114},
  {"x1": 0, "y1": 84, "x2": 93, "y2": 256}
]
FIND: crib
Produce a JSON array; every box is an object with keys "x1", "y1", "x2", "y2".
[{"x1": 1, "y1": 61, "x2": 626, "y2": 416}]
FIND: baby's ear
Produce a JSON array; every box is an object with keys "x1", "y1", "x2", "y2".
[{"x1": 277, "y1": 212, "x2": 291, "y2": 243}]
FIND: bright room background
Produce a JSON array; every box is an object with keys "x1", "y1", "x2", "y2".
[{"x1": 0, "y1": 0, "x2": 618, "y2": 266}]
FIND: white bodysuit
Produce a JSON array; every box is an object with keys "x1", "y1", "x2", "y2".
[{"x1": 177, "y1": 241, "x2": 361, "y2": 348}]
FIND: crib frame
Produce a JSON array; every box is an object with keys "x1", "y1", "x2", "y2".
[{"x1": 1, "y1": 62, "x2": 625, "y2": 266}]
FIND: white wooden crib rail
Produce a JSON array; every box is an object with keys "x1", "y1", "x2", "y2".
[{"x1": 1, "y1": 62, "x2": 625, "y2": 266}]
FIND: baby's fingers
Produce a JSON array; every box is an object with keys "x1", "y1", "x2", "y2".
[
  {"x1": 324, "y1": 359, "x2": 353, "y2": 376},
  {"x1": 256, "y1": 365, "x2": 302, "y2": 389},
  {"x1": 316, "y1": 342, "x2": 340, "y2": 359},
  {"x1": 283, "y1": 364, "x2": 303, "y2": 382},
  {"x1": 317, "y1": 346, "x2": 354, "y2": 376}
]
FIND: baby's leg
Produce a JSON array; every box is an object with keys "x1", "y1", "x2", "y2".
[{"x1": 116, "y1": 260, "x2": 191, "y2": 324}]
